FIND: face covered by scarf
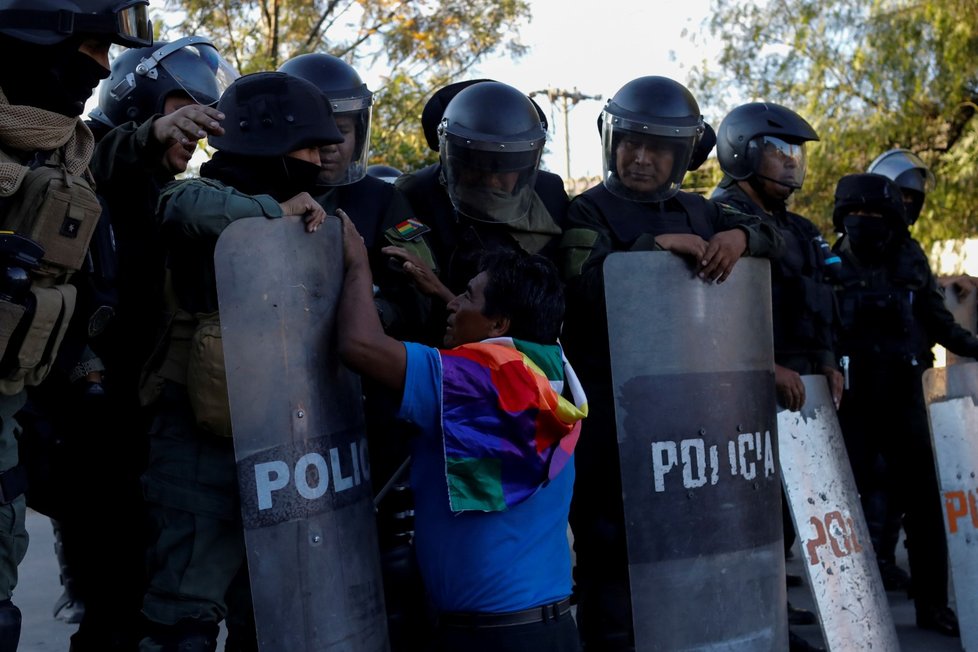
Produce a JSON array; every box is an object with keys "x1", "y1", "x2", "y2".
[
  {"x1": 0, "y1": 37, "x2": 109, "y2": 117},
  {"x1": 200, "y1": 151, "x2": 322, "y2": 202},
  {"x1": 843, "y1": 214, "x2": 894, "y2": 265}
]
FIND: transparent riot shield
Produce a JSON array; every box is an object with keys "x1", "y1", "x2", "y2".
[
  {"x1": 923, "y1": 361, "x2": 978, "y2": 652},
  {"x1": 215, "y1": 216, "x2": 388, "y2": 652},
  {"x1": 778, "y1": 375, "x2": 898, "y2": 651},
  {"x1": 604, "y1": 253, "x2": 786, "y2": 651}
]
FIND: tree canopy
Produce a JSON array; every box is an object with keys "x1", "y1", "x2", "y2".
[
  {"x1": 688, "y1": 0, "x2": 978, "y2": 248},
  {"x1": 157, "y1": 0, "x2": 531, "y2": 172}
]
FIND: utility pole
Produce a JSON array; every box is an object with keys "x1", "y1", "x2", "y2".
[{"x1": 529, "y1": 87, "x2": 602, "y2": 180}]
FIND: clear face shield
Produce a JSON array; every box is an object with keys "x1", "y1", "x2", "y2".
[
  {"x1": 747, "y1": 135, "x2": 808, "y2": 190},
  {"x1": 317, "y1": 97, "x2": 372, "y2": 186},
  {"x1": 127, "y1": 36, "x2": 238, "y2": 107},
  {"x1": 601, "y1": 112, "x2": 700, "y2": 202},
  {"x1": 439, "y1": 132, "x2": 542, "y2": 224}
]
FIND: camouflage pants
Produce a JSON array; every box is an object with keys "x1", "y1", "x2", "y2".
[
  {"x1": 0, "y1": 393, "x2": 27, "y2": 603},
  {"x1": 139, "y1": 383, "x2": 254, "y2": 650}
]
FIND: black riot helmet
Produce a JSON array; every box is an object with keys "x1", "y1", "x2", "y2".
[
  {"x1": 278, "y1": 53, "x2": 373, "y2": 185},
  {"x1": 421, "y1": 79, "x2": 548, "y2": 153},
  {"x1": 366, "y1": 164, "x2": 402, "y2": 184},
  {"x1": 832, "y1": 173, "x2": 907, "y2": 232},
  {"x1": 208, "y1": 72, "x2": 343, "y2": 157},
  {"x1": 437, "y1": 81, "x2": 546, "y2": 224},
  {"x1": 866, "y1": 149, "x2": 935, "y2": 225},
  {"x1": 716, "y1": 102, "x2": 818, "y2": 190},
  {"x1": 600, "y1": 76, "x2": 704, "y2": 202},
  {"x1": 89, "y1": 36, "x2": 239, "y2": 129},
  {"x1": 0, "y1": 0, "x2": 152, "y2": 47}
]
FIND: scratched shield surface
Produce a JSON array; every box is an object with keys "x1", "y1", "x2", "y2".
[
  {"x1": 944, "y1": 288, "x2": 977, "y2": 366},
  {"x1": 923, "y1": 362, "x2": 978, "y2": 652},
  {"x1": 778, "y1": 375, "x2": 897, "y2": 652},
  {"x1": 605, "y1": 253, "x2": 787, "y2": 652},
  {"x1": 215, "y1": 216, "x2": 388, "y2": 652}
]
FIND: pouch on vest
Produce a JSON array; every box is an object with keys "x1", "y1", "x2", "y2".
[
  {"x1": 0, "y1": 149, "x2": 101, "y2": 278},
  {"x1": 0, "y1": 284, "x2": 76, "y2": 395},
  {"x1": 186, "y1": 311, "x2": 232, "y2": 438}
]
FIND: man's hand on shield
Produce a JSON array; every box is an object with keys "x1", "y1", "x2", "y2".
[
  {"x1": 338, "y1": 208, "x2": 368, "y2": 271},
  {"x1": 822, "y1": 365, "x2": 844, "y2": 409},
  {"x1": 699, "y1": 228, "x2": 747, "y2": 284},
  {"x1": 775, "y1": 364, "x2": 805, "y2": 412},
  {"x1": 279, "y1": 192, "x2": 327, "y2": 232}
]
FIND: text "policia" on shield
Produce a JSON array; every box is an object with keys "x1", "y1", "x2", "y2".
[{"x1": 651, "y1": 430, "x2": 776, "y2": 493}]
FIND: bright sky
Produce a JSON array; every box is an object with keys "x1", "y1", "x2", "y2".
[{"x1": 469, "y1": 0, "x2": 718, "y2": 180}]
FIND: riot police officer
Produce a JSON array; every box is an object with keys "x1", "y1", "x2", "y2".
[
  {"x1": 712, "y1": 101, "x2": 840, "y2": 651},
  {"x1": 0, "y1": 0, "x2": 150, "y2": 648},
  {"x1": 277, "y1": 52, "x2": 433, "y2": 650},
  {"x1": 137, "y1": 71, "x2": 338, "y2": 652},
  {"x1": 22, "y1": 36, "x2": 233, "y2": 650},
  {"x1": 858, "y1": 148, "x2": 939, "y2": 593},
  {"x1": 558, "y1": 76, "x2": 784, "y2": 652},
  {"x1": 390, "y1": 79, "x2": 568, "y2": 339},
  {"x1": 832, "y1": 172, "x2": 978, "y2": 637}
]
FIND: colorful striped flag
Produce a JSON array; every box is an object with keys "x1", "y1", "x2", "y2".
[{"x1": 438, "y1": 337, "x2": 588, "y2": 512}]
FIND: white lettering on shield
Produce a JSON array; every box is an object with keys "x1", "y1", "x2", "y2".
[
  {"x1": 253, "y1": 438, "x2": 371, "y2": 510},
  {"x1": 650, "y1": 430, "x2": 775, "y2": 493}
]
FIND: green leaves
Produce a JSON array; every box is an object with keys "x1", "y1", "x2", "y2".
[{"x1": 692, "y1": 0, "x2": 978, "y2": 249}]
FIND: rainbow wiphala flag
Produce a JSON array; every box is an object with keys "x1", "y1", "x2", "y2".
[{"x1": 438, "y1": 337, "x2": 588, "y2": 513}]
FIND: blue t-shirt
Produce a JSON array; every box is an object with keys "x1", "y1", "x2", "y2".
[{"x1": 398, "y1": 341, "x2": 574, "y2": 614}]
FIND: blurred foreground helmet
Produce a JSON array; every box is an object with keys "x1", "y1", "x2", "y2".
[
  {"x1": 208, "y1": 72, "x2": 343, "y2": 157},
  {"x1": 437, "y1": 81, "x2": 546, "y2": 223},
  {"x1": 833, "y1": 173, "x2": 907, "y2": 232},
  {"x1": 716, "y1": 102, "x2": 818, "y2": 189},
  {"x1": 866, "y1": 149, "x2": 935, "y2": 225},
  {"x1": 366, "y1": 164, "x2": 402, "y2": 184},
  {"x1": 90, "y1": 36, "x2": 238, "y2": 128},
  {"x1": 0, "y1": 0, "x2": 152, "y2": 47},
  {"x1": 278, "y1": 53, "x2": 373, "y2": 185},
  {"x1": 600, "y1": 76, "x2": 704, "y2": 202}
]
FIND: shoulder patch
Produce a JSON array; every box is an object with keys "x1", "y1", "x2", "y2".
[{"x1": 390, "y1": 218, "x2": 430, "y2": 242}]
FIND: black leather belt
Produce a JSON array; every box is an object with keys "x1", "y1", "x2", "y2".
[{"x1": 438, "y1": 597, "x2": 572, "y2": 629}]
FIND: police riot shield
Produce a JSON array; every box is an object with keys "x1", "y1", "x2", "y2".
[
  {"x1": 922, "y1": 361, "x2": 978, "y2": 652},
  {"x1": 604, "y1": 253, "x2": 786, "y2": 651},
  {"x1": 944, "y1": 287, "x2": 977, "y2": 366},
  {"x1": 215, "y1": 216, "x2": 388, "y2": 652},
  {"x1": 778, "y1": 375, "x2": 898, "y2": 651}
]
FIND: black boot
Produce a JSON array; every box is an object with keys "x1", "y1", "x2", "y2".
[
  {"x1": 51, "y1": 519, "x2": 85, "y2": 624},
  {"x1": 0, "y1": 600, "x2": 21, "y2": 652},
  {"x1": 915, "y1": 605, "x2": 959, "y2": 637}
]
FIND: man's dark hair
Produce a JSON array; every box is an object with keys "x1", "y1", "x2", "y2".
[{"x1": 479, "y1": 250, "x2": 564, "y2": 344}]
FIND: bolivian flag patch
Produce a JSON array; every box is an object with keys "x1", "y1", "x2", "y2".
[{"x1": 393, "y1": 218, "x2": 430, "y2": 241}]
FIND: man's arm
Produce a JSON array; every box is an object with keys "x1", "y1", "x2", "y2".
[{"x1": 337, "y1": 208, "x2": 408, "y2": 392}]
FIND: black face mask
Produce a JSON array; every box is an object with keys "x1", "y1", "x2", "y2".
[
  {"x1": 281, "y1": 156, "x2": 323, "y2": 197},
  {"x1": 201, "y1": 151, "x2": 323, "y2": 202},
  {"x1": 843, "y1": 215, "x2": 892, "y2": 264},
  {"x1": 1, "y1": 42, "x2": 109, "y2": 117}
]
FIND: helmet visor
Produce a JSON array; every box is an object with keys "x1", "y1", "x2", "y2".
[
  {"x1": 748, "y1": 136, "x2": 807, "y2": 189},
  {"x1": 114, "y1": 2, "x2": 152, "y2": 47},
  {"x1": 601, "y1": 115, "x2": 696, "y2": 202},
  {"x1": 441, "y1": 138, "x2": 542, "y2": 223},
  {"x1": 316, "y1": 107, "x2": 372, "y2": 186},
  {"x1": 158, "y1": 39, "x2": 239, "y2": 106}
]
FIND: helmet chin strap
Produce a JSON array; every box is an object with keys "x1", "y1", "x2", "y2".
[{"x1": 747, "y1": 174, "x2": 793, "y2": 212}]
